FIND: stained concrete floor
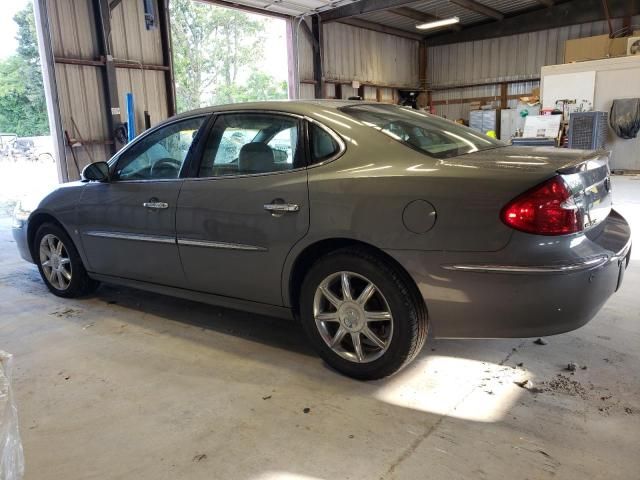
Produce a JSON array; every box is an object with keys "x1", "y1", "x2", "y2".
[{"x1": 0, "y1": 176, "x2": 639, "y2": 480}]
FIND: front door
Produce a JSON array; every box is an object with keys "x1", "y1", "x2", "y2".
[
  {"x1": 176, "y1": 112, "x2": 309, "y2": 306},
  {"x1": 78, "y1": 115, "x2": 208, "y2": 287}
]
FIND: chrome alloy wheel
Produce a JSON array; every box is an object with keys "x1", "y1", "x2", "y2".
[
  {"x1": 313, "y1": 271, "x2": 393, "y2": 363},
  {"x1": 39, "y1": 234, "x2": 72, "y2": 290}
]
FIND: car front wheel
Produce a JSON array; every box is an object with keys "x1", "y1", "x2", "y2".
[
  {"x1": 34, "y1": 223, "x2": 99, "y2": 298},
  {"x1": 300, "y1": 248, "x2": 427, "y2": 380}
]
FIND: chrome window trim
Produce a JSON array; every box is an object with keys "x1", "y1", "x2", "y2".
[
  {"x1": 441, "y1": 255, "x2": 609, "y2": 274},
  {"x1": 84, "y1": 231, "x2": 176, "y2": 244},
  {"x1": 207, "y1": 109, "x2": 304, "y2": 119},
  {"x1": 177, "y1": 238, "x2": 266, "y2": 251}
]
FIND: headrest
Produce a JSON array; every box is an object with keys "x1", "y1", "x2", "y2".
[{"x1": 238, "y1": 142, "x2": 274, "y2": 173}]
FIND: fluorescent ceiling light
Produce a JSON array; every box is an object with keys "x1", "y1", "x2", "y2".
[{"x1": 416, "y1": 16, "x2": 460, "y2": 30}]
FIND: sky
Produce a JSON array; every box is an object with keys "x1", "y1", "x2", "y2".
[
  {"x1": 0, "y1": 0, "x2": 30, "y2": 59},
  {"x1": 239, "y1": 12, "x2": 289, "y2": 83}
]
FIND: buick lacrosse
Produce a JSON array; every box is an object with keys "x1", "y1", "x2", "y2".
[{"x1": 13, "y1": 101, "x2": 631, "y2": 379}]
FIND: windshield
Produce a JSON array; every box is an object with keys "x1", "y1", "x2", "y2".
[{"x1": 341, "y1": 104, "x2": 505, "y2": 159}]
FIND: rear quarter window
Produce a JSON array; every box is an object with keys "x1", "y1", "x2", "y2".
[{"x1": 309, "y1": 123, "x2": 340, "y2": 164}]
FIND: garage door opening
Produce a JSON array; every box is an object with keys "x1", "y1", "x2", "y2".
[
  {"x1": 0, "y1": 0, "x2": 56, "y2": 223},
  {"x1": 169, "y1": 0, "x2": 290, "y2": 113}
]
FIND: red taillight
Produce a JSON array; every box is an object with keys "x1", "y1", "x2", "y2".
[{"x1": 501, "y1": 176, "x2": 583, "y2": 235}]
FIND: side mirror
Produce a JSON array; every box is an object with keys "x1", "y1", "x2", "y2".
[{"x1": 82, "y1": 161, "x2": 110, "y2": 182}]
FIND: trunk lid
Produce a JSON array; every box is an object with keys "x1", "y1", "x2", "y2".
[{"x1": 448, "y1": 146, "x2": 612, "y2": 232}]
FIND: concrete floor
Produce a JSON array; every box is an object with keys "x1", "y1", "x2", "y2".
[{"x1": 1, "y1": 176, "x2": 639, "y2": 480}]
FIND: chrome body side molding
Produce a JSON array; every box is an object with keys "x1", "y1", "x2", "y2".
[
  {"x1": 84, "y1": 231, "x2": 176, "y2": 244},
  {"x1": 177, "y1": 238, "x2": 267, "y2": 251},
  {"x1": 441, "y1": 255, "x2": 609, "y2": 274}
]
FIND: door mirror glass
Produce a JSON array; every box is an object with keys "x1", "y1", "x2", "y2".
[{"x1": 82, "y1": 161, "x2": 110, "y2": 182}]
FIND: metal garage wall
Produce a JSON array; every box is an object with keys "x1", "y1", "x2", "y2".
[
  {"x1": 37, "y1": 0, "x2": 171, "y2": 182},
  {"x1": 432, "y1": 80, "x2": 539, "y2": 120},
  {"x1": 296, "y1": 20, "x2": 420, "y2": 98},
  {"x1": 428, "y1": 16, "x2": 640, "y2": 88},
  {"x1": 111, "y1": 0, "x2": 169, "y2": 131},
  {"x1": 323, "y1": 22, "x2": 419, "y2": 88}
]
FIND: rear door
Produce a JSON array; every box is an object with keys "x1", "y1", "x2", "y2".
[
  {"x1": 78, "y1": 115, "x2": 208, "y2": 287},
  {"x1": 176, "y1": 111, "x2": 309, "y2": 306}
]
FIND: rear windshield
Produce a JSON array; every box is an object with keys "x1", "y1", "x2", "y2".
[{"x1": 341, "y1": 104, "x2": 505, "y2": 159}]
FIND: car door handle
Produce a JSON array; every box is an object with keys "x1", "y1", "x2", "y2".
[
  {"x1": 263, "y1": 203, "x2": 300, "y2": 213},
  {"x1": 143, "y1": 202, "x2": 169, "y2": 209}
]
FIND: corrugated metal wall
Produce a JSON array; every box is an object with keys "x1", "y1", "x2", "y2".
[
  {"x1": 42, "y1": 0, "x2": 170, "y2": 180},
  {"x1": 296, "y1": 20, "x2": 420, "y2": 100},
  {"x1": 428, "y1": 15, "x2": 640, "y2": 120},
  {"x1": 428, "y1": 16, "x2": 640, "y2": 88},
  {"x1": 323, "y1": 22, "x2": 419, "y2": 87}
]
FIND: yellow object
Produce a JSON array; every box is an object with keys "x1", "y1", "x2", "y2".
[{"x1": 486, "y1": 130, "x2": 497, "y2": 139}]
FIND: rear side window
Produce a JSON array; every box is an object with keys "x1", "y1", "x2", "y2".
[
  {"x1": 341, "y1": 104, "x2": 504, "y2": 159},
  {"x1": 199, "y1": 113, "x2": 301, "y2": 177},
  {"x1": 309, "y1": 123, "x2": 340, "y2": 164}
]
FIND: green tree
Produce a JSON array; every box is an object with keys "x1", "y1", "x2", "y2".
[
  {"x1": 0, "y1": 1, "x2": 48, "y2": 136},
  {"x1": 170, "y1": 0, "x2": 287, "y2": 110}
]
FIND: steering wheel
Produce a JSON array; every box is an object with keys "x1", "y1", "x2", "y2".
[{"x1": 151, "y1": 157, "x2": 181, "y2": 179}]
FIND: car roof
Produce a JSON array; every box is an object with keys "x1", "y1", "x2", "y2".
[{"x1": 171, "y1": 99, "x2": 368, "y2": 121}]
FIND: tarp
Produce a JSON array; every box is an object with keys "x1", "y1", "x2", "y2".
[{"x1": 0, "y1": 351, "x2": 24, "y2": 480}]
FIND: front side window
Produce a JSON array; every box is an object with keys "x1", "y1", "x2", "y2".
[
  {"x1": 113, "y1": 116, "x2": 206, "y2": 180},
  {"x1": 199, "y1": 113, "x2": 300, "y2": 177},
  {"x1": 341, "y1": 104, "x2": 505, "y2": 159}
]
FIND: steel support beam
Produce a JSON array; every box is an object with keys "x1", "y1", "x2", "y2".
[
  {"x1": 299, "y1": 19, "x2": 319, "y2": 50},
  {"x1": 448, "y1": 0, "x2": 504, "y2": 20},
  {"x1": 93, "y1": 0, "x2": 124, "y2": 154},
  {"x1": 157, "y1": 0, "x2": 177, "y2": 116},
  {"x1": 320, "y1": 0, "x2": 421, "y2": 22},
  {"x1": 199, "y1": 0, "x2": 290, "y2": 19},
  {"x1": 338, "y1": 18, "x2": 424, "y2": 41},
  {"x1": 426, "y1": 0, "x2": 640, "y2": 46},
  {"x1": 54, "y1": 56, "x2": 170, "y2": 71},
  {"x1": 311, "y1": 15, "x2": 323, "y2": 99}
]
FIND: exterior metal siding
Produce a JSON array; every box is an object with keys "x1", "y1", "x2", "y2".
[{"x1": 428, "y1": 16, "x2": 640, "y2": 88}]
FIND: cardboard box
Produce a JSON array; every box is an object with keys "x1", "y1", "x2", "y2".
[
  {"x1": 565, "y1": 32, "x2": 640, "y2": 63},
  {"x1": 469, "y1": 101, "x2": 483, "y2": 110}
]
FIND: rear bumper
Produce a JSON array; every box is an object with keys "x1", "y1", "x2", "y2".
[
  {"x1": 387, "y1": 209, "x2": 631, "y2": 338},
  {"x1": 12, "y1": 221, "x2": 34, "y2": 264}
]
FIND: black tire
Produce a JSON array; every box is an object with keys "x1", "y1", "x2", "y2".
[
  {"x1": 34, "y1": 222, "x2": 99, "y2": 298},
  {"x1": 299, "y1": 248, "x2": 428, "y2": 380}
]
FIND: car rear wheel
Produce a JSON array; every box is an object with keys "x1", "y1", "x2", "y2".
[
  {"x1": 300, "y1": 248, "x2": 427, "y2": 380},
  {"x1": 34, "y1": 223, "x2": 99, "y2": 298}
]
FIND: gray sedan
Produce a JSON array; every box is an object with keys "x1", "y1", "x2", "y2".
[{"x1": 12, "y1": 101, "x2": 631, "y2": 379}]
